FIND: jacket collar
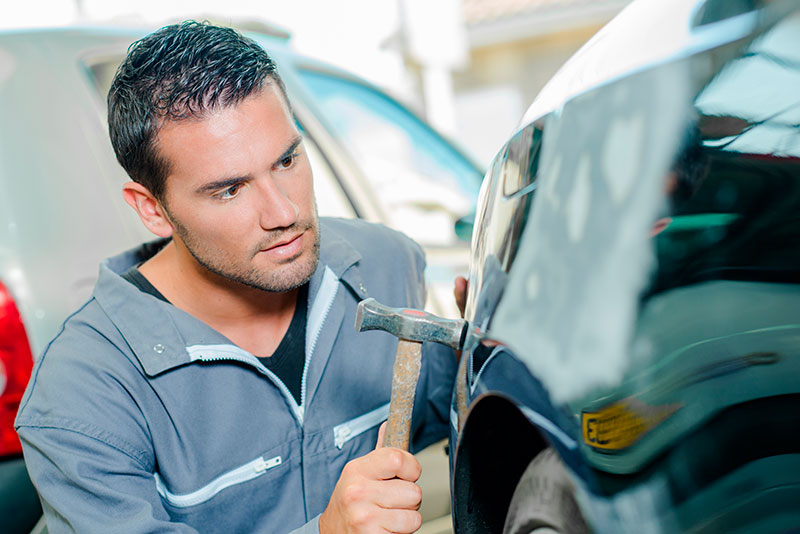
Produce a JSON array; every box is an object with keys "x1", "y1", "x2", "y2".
[
  {"x1": 316, "y1": 219, "x2": 368, "y2": 300},
  {"x1": 93, "y1": 218, "x2": 365, "y2": 377}
]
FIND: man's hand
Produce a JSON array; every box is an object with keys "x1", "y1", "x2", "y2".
[
  {"x1": 454, "y1": 276, "x2": 468, "y2": 319},
  {"x1": 319, "y1": 423, "x2": 423, "y2": 533}
]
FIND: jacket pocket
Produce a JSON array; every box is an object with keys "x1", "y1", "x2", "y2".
[
  {"x1": 333, "y1": 402, "x2": 390, "y2": 449},
  {"x1": 155, "y1": 454, "x2": 282, "y2": 508}
]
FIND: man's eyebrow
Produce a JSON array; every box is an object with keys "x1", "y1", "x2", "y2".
[
  {"x1": 196, "y1": 175, "x2": 250, "y2": 194},
  {"x1": 194, "y1": 136, "x2": 304, "y2": 194},
  {"x1": 275, "y1": 136, "x2": 303, "y2": 165}
]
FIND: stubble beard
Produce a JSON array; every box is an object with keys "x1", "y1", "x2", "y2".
[{"x1": 171, "y1": 212, "x2": 321, "y2": 293}]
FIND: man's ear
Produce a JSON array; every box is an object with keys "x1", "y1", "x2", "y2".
[{"x1": 122, "y1": 181, "x2": 174, "y2": 238}]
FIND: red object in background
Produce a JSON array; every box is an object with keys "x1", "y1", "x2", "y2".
[{"x1": 0, "y1": 281, "x2": 34, "y2": 457}]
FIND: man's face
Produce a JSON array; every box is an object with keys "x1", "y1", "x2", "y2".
[{"x1": 156, "y1": 84, "x2": 319, "y2": 293}]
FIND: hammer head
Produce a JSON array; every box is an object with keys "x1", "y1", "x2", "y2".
[{"x1": 355, "y1": 298, "x2": 467, "y2": 350}]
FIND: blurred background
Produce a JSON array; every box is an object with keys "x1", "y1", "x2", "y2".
[
  {"x1": 3, "y1": 0, "x2": 632, "y2": 166},
  {"x1": 6, "y1": 3, "x2": 800, "y2": 533}
]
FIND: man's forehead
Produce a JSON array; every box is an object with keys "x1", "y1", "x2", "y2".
[{"x1": 155, "y1": 85, "x2": 298, "y2": 189}]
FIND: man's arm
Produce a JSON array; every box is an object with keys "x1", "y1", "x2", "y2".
[
  {"x1": 20, "y1": 416, "x2": 330, "y2": 534},
  {"x1": 18, "y1": 424, "x2": 198, "y2": 534}
]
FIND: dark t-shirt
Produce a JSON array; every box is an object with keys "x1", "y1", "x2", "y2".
[
  {"x1": 121, "y1": 266, "x2": 307, "y2": 404},
  {"x1": 257, "y1": 283, "x2": 307, "y2": 405}
]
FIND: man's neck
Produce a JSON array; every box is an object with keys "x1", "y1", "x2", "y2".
[{"x1": 138, "y1": 240, "x2": 299, "y2": 356}]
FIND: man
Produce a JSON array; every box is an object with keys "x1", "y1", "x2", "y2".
[{"x1": 15, "y1": 21, "x2": 456, "y2": 533}]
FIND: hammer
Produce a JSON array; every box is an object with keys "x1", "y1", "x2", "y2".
[{"x1": 355, "y1": 298, "x2": 468, "y2": 450}]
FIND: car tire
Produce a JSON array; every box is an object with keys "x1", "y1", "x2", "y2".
[{"x1": 502, "y1": 447, "x2": 590, "y2": 534}]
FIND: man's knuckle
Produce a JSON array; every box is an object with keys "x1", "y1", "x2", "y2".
[
  {"x1": 387, "y1": 449, "x2": 404, "y2": 470},
  {"x1": 340, "y1": 462, "x2": 354, "y2": 477},
  {"x1": 412, "y1": 511, "x2": 423, "y2": 530},
  {"x1": 341, "y1": 459, "x2": 362, "y2": 479},
  {"x1": 350, "y1": 507, "x2": 371, "y2": 527},
  {"x1": 411, "y1": 483, "x2": 422, "y2": 503},
  {"x1": 399, "y1": 510, "x2": 423, "y2": 532},
  {"x1": 342, "y1": 483, "x2": 364, "y2": 506},
  {"x1": 412, "y1": 460, "x2": 422, "y2": 478}
]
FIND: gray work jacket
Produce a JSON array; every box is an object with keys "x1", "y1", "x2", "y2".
[{"x1": 16, "y1": 218, "x2": 456, "y2": 534}]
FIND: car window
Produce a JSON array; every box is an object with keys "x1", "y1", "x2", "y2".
[
  {"x1": 502, "y1": 122, "x2": 542, "y2": 198},
  {"x1": 85, "y1": 55, "x2": 119, "y2": 100},
  {"x1": 298, "y1": 69, "x2": 483, "y2": 246},
  {"x1": 300, "y1": 130, "x2": 357, "y2": 219},
  {"x1": 466, "y1": 122, "x2": 540, "y2": 318}
]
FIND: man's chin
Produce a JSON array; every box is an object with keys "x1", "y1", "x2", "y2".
[
  {"x1": 188, "y1": 223, "x2": 320, "y2": 293},
  {"x1": 251, "y1": 244, "x2": 320, "y2": 293}
]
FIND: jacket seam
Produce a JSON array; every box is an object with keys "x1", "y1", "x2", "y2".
[
  {"x1": 16, "y1": 298, "x2": 95, "y2": 416},
  {"x1": 16, "y1": 417, "x2": 153, "y2": 471}
]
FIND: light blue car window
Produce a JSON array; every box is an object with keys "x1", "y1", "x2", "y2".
[{"x1": 299, "y1": 70, "x2": 482, "y2": 246}]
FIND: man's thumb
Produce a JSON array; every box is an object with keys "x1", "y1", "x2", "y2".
[{"x1": 375, "y1": 421, "x2": 387, "y2": 449}]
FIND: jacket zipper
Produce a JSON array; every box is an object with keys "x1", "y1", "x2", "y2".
[
  {"x1": 300, "y1": 266, "x2": 339, "y2": 421},
  {"x1": 154, "y1": 455, "x2": 282, "y2": 508},
  {"x1": 333, "y1": 402, "x2": 391, "y2": 449},
  {"x1": 184, "y1": 266, "x2": 340, "y2": 425},
  {"x1": 185, "y1": 344, "x2": 304, "y2": 422}
]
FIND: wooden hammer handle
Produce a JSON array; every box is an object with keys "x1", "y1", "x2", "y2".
[{"x1": 384, "y1": 339, "x2": 423, "y2": 450}]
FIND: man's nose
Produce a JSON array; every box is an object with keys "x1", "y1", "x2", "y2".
[{"x1": 257, "y1": 177, "x2": 299, "y2": 230}]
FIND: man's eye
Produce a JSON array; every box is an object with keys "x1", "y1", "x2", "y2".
[
  {"x1": 278, "y1": 153, "x2": 297, "y2": 170},
  {"x1": 216, "y1": 184, "x2": 241, "y2": 200}
]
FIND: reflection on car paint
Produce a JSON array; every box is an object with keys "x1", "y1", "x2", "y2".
[{"x1": 451, "y1": 2, "x2": 800, "y2": 532}]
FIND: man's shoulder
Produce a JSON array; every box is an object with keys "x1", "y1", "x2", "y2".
[
  {"x1": 319, "y1": 218, "x2": 426, "y2": 307},
  {"x1": 15, "y1": 297, "x2": 137, "y2": 425},
  {"x1": 32, "y1": 296, "x2": 109, "y2": 361},
  {"x1": 320, "y1": 217, "x2": 423, "y2": 258}
]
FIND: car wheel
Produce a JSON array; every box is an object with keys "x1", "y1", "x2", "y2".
[{"x1": 502, "y1": 448, "x2": 590, "y2": 534}]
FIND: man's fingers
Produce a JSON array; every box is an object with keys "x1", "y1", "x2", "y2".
[
  {"x1": 379, "y1": 508, "x2": 423, "y2": 534},
  {"x1": 380, "y1": 448, "x2": 421, "y2": 483},
  {"x1": 374, "y1": 478, "x2": 422, "y2": 510},
  {"x1": 355, "y1": 447, "x2": 421, "y2": 482},
  {"x1": 454, "y1": 275, "x2": 468, "y2": 318}
]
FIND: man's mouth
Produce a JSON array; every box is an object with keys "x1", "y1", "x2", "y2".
[{"x1": 259, "y1": 231, "x2": 305, "y2": 259}]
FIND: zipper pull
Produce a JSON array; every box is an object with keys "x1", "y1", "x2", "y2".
[
  {"x1": 254, "y1": 455, "x2": 282, "y2": 473},
  {"x1": 334, "y1": 426, "x2": 352, "y2": 449}
]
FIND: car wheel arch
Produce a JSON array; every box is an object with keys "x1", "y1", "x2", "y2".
[{"x1": 452, "y1": 393, "x2": 550, "y2": 533}]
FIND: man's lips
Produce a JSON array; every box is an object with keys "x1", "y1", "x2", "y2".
[{"x1": 259, "y1": 232, "x2": 304, "y2": 258}]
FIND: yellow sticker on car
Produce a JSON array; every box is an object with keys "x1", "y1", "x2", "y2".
[{"x1": 582, "y1": 398, "x2": 680, "y2": 451}]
